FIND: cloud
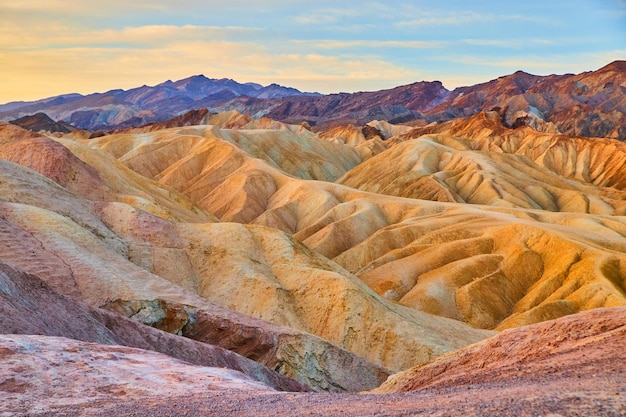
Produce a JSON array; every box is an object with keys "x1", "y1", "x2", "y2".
[
  {"x1": 293, "y1": 7, "x2": 362, "y2": 25},
  {"x1": 395, "y1": 11, "x2": 485, "y2": 27},
  {"x1": 461, "y1": 39, "x2": 554, "y2": 48},
  {"x1": 393, "y1": 8, "x2": 553, "y2": 28},
  {"x1": 293, "y1": 39, "x2": 447, "y2": 49},
  {"x1": 0, "y1": 23, "x2": 259, "y2": 50},
  {"x1": 0, "y1": 23, "x2": 420, "y2": 101},
  {"x1": 0, "y1": 0, "x2": 169, "y2": 15}
]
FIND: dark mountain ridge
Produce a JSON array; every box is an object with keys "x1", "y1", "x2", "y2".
[{"x1": 9, "y1": 112, "x2": 76, "y2": 134}]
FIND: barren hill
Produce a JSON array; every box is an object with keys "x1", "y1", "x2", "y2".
[
  {"x1": 374, "y1": 306, "x2": 626, "y2": 399},
  {"x1": 0, "y1": 121, "x2": 492, "y2": 380}
]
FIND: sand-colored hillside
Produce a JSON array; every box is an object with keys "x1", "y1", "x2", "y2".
[
  {"x1": 79, "y1": 123, "x2": 361, "y2": 223},
  {"x1": 0, "y1": 123, "x2": 493, "y2": 379},
  {"x1": 71, "y1": 115, "x2": 626, "y2": 332},
  {"x1": 338, "y1": 113, "x2": 626, "y2": 214},
  {"x1": 252, "y1": 179, "x2": 626, "y2": 330}
]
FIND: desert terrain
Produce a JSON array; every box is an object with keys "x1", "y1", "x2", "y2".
[{"x1": 1, "y1": 63, "x2": 625, "y2": 416}]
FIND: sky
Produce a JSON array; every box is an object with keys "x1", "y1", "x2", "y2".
[{"x1": 0, "y1": 0, "x2": 625, "y2": 103}]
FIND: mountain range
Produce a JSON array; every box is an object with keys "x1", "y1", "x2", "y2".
[{"x1": 2, "y1": 61, "x2": 625, "y2": 140}]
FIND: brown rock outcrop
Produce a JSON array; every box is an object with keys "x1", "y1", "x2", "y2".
[
  {"x1": 104, "y1": 299, "x2": 391, "y2": 392},
  {"x1": 374, "y1": 306, "x2": 626, "y2": 393},
  {"x1": 9, "y1": 112, "x2": 76, "y2": 134}
]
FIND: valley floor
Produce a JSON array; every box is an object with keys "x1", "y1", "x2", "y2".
[{"x1": 26, "y1": 377, "x2": 625, "y2": 417}]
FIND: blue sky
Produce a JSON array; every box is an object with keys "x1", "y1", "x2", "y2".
[{"x1": 0, "y1": 0, "x2": 624, "y2": 102}]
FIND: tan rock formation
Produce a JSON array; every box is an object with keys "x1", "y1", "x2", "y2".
[
  {"x1": 79, "y1": 123, "x2": 361, "y2": 222},
  {"x1": 0, "y1": 123, "x2": 492, "y2": 378},
  {"x1": 72, "y1": 115, "x2": 626, "y2": 332},
  {"x1": 104, "y1": 299, "x2": 390, "y2": 392},
  {"x1": 339, "y1": 114, "x2": 626, "y2": 214},
  {"x1": 0, "y1": 177, "x2": 385, "y2": 390}
]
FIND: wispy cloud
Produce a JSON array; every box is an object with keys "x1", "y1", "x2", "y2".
[
  {"x1": 395, "y1": 11, "x2": 485, "y2": 27},
  {"x1": 462, "y1": 39, "x2": 554, "y2": 48},
  {"x1": 293, "y1": 7, "x2": 363, "y2": 25},
  {"x1": 0, "y1": 0, "x2": 169, "y2": 14},
  {"x1": 293, "y1": 39, "x2": 447, "y2": 49},
  {"x1": 0, "y1": 24, "x2": 260, "y2": 50},
  {"x1": 394, "y1": 9, "x2": 554, "y2": 28}
]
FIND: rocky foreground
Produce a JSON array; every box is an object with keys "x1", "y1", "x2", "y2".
[{"x1": 3, "y1": 307, "x2": 624, "y2": 416}]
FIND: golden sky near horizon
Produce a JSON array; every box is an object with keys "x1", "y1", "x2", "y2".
[{"x1": 1, "y1": 1, "x2": 624, "y2": 103}]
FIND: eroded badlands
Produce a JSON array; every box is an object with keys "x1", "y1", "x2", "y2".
[{"x1": 0, "y1": 109, "x2": 625, "y2": 415}]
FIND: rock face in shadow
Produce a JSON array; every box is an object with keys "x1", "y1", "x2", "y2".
[
  {"x1": 104, "y1": 299, "x2": 391, "y2": 392},
  {"x1": 9, "y1": 112, "x2": 76, "y2": 133}
]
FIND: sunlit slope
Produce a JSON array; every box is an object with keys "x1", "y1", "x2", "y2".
[
  {"x1": 0, "y1": 123, "x2": 491, "y2": 374},
  {"x1": 338, "y1": 113, "x2": 626, "y2": 214},
  {"x1": 76, "y1": 116, "x2": 626, "y2": 331},
  {"x1": 251, "y1": 179, "x2": 626, "y2": 330},
  {"x1": 84, "y1": 123, "x2": 361, "y2": 222}
]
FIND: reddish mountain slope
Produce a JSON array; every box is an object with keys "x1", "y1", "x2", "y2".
[
  {"x1": 375, "y1": 307, "x2": 626, "y2": 394},
  {"x1": 426, "y1": 61, "x2": 626, "y2": 139}
]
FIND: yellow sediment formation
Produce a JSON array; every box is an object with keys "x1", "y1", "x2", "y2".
[{"x1": 2, "y1": 112, "x2": 625, "y2": 374}]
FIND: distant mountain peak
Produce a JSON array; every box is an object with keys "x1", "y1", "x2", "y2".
[{"x1": 9, "y1": 112, "x2": 76, "y2": 133}]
